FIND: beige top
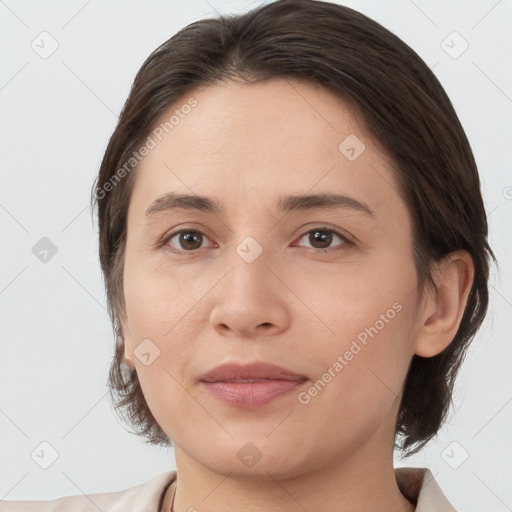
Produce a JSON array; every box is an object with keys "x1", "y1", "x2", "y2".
[{"x1": 0, "y1": 467, "x2": 456, "y2": 511}]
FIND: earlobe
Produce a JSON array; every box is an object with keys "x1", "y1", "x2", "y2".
[
  {"x1": 118, "y1": 327, "x2": 136, "y2": 369},
  {"x1": 414, "y1": 250, "x2": 475, "y2": 358},
  {"x1": 124, "y1": 348, "x2": 135, "y2": 369}
]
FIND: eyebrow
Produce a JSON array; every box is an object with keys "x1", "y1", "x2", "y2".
[{"x1": 145, "y1": 192, "x2": 375, "y2": 218}]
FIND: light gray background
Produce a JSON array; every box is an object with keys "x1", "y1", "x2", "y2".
[{"x1": 1, "y1": 0, "x2": 511, "y2": 510}]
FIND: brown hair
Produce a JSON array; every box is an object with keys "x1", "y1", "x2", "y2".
[{"x1": 91, "y1": 0, "x2": 497, "y2": 456}]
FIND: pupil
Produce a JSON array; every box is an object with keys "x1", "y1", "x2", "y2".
[
  {"x1": 311, "y1": 230, "x2": 331, "y2": 248},
  {"x1": 182, "y1": 232, "x2": 201, "y2": 249}
]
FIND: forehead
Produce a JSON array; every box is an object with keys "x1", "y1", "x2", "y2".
[{"x1": 128, "y1": 78, "x2": 405, "y2": 222}]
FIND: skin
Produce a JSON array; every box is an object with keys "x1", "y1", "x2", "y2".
[{"x1": 121, "y1": 78, "x2": 474, "y2": 512}]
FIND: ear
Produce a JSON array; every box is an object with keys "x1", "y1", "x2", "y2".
[{"x1": 414, "y1": 250, "x2": 475, "y2": 357}]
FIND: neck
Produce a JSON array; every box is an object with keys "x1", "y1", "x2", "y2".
[{"x1": 167, "y1": 433, "x2": 415, "y2": 512}]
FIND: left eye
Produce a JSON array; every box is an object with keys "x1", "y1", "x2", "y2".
[{"x1": 295, "y1": 227, "x2": 350, "y2": 251}]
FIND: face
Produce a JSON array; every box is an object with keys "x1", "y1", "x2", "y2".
[{"x1": 121, "y1": 78, "x2": 422, "y2": 477}]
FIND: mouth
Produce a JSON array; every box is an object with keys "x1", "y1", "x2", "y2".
[
  {"x1": 199, "y1": 361, "x2": 308, "y2": 408},
  {"x1": 199, "y1": 361, "x2": 308, "y2": 383}
]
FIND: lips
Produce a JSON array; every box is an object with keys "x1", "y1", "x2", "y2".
[
  {"x1": 199, "y1": 361, "x2": 308, "y2": 383},
  {"x1": 199, "y1": 361, "x2": 309, "y2": 408}
]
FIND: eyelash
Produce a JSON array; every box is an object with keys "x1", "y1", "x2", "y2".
[{"x1": 159, "y1": 226, "x2": 354, "y2": 255}]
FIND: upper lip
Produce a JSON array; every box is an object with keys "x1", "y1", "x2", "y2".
[{"x1": 199, "y1": 362, "x2": 308, "y2": 383}]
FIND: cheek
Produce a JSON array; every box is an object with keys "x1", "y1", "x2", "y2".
[
  {"x1": 311, "y1": 298, "x2": 414, "y2": 396},
  {"x1": 123, "y1": 260, "x2": 193, "y2": 338},
  {"x1": 122, "y1": 262, "x2": 205, "y2": 385},
  {"x1": 122, "y1": 268, "x2": 200, "y2": 435},
  {"x1": 293, "y1": 253, "x2": 418, "y2": 411},
  {"x1": 292, "y1": 302, "x2": 416, "y2": 451},
  {"x1": 289, "y1": 248, "x2": 417, "y2": 344}
]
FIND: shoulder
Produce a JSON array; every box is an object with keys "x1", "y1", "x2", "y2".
[
  {"x1": 395, "y1": 466, "x2": 457, "y2": 511},
  {"x1": 0, "y1": 471, "x2": 177, "y2": 512}
]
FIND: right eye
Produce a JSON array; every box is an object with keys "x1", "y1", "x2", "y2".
[{"x1": 163, "y1": 229, "x2": 214, "y2": 254}]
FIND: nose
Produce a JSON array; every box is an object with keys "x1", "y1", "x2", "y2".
[{"x1": 209, "y1": 249, "x2": 291, "y2": 338}]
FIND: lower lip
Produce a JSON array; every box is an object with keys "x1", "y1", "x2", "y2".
[{"x1": 200, "y1": 379, "x2": 307, "y2": 407}]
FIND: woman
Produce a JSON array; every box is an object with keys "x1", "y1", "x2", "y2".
[{"x1": 2, "y1": 0, "x2": 496, "y2": 510}]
